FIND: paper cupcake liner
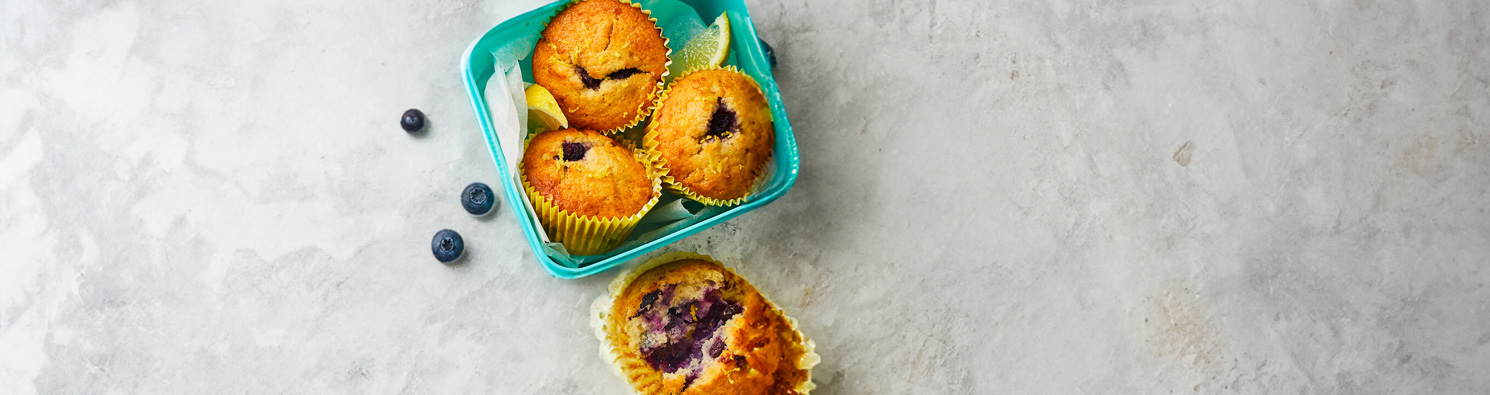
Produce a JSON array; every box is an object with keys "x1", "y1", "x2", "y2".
[
  {"x1": 642, "y1": 65, "x2": 774, "y2": 206},
  {"x1": 519, "y1": 139, "x2": 663, "y2": 256},
  {"x1": 539, "y1": 0, "x2": 673, "y2": 136},
  {"x1": 590, "y1": 251, "x2": 819, "y2": 395},
  {"x1": 672, "y1": 63, "x2": 742, "y2": 82}
]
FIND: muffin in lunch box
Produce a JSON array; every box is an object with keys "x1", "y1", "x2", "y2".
[
  {"x1": 592, "y1": 252, "x2": 817, "y2": 395},
  {"x1": 644, "y1": 67, "x2": 774, "y2": 205},
  {"x1": 520, "y1": 128, "x2": 659, "y2": 255},
  {"x1": 533, "y1": 0, "x2": 670, "y2": 133}
]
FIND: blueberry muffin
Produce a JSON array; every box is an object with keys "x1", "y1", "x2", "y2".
[
  {"x1": 520, "y1": 128, "x2": 659, "y2": 255},
  {"x1": 533, "y1": 0, "x2": 670, "y2": 133},
  {"x1": 644, "y1": 68, "x2": 773, "y2": 204},
  {"x1": 593, "y1": 253, "x2": 816, "y2": 395}
]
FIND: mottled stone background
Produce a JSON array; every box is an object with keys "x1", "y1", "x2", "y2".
[{"x1": 2, "y1": 0, "x2": 1487, "y2": 393}]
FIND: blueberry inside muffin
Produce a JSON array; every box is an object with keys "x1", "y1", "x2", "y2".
[
  {"x1": 533, "y1": 0, "x2": 669, "y2": 132},
  {"x1": 632, "y1": 283, "x2": 743, "y2": 374},
  {"x1": 603, "y1": 258, "x2": 812, "y2": 394}
]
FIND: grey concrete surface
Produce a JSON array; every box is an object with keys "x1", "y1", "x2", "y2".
[{"x1": 2, "y1": 0, "x2": 1488, "y2": 393}]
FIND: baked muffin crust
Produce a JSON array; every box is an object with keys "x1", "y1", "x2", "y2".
[
  {"x1": 646, "y1": 69, "x2": 773, "y2": 201},
  {"x1": 521, "y1": 128, "x2": 653, "y2": 219},
  {"x1": 533, "y1": 0, "x2": 670, "y2": 132}
]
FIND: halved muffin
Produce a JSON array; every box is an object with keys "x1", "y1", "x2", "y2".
[{"x1": 593, "y1": 253, "x2": 817, "y2": 395}]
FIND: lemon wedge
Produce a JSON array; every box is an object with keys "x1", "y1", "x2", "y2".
[
  {"x1": 525, "y1": 84, "x2": 567, "y2": 131},
  {"x1": 671, "y1": 12, "x2": 731, "y2": 77}
]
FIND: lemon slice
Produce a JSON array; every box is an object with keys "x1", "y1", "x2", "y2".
[
  {"x1": 672, "y1": 12, "x2": 731, "y2": 77},
  {"x1": 525, "y1": 84, "x2": 567, "y2": 131}
]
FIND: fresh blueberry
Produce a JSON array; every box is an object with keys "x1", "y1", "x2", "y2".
[
  {"x1": 758, "y1": 38, "x2": 777, "y2": 69},
  {"x1": 431, "y1": 229, "x2": 464, "y2": 263},
  {"x1": 461, "y1": 182, "x2": 496, "y2": 216},
  {"x1": 401, "y1": 109, "x2": 426, "y2": 132}
]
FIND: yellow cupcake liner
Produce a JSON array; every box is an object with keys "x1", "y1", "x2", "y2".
[
  {"x1": 590, "y1": 251, "x2": 819, "y2": 395},
  {"x1": 537, "y1": 0, "x2": 673, "y2": 136},
  {"x1": 672, "y1": 63, "x2": 744, "y2": 82},
  {"x1": 519, "y1": 135, "x2": 663, "y2": 256},
  {"x1": 642, "y1": 65, "x2": 774, "y2": 206}
]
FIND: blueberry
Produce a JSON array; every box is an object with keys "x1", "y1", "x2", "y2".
[
  {"x1": 758, "y1": 38, "x2": 777, "y2": 68},
  {"x1": 637, "y1": 290, "x2": 744, "y2": 373},
  {"x1": 642, "y1": 339, "x2": 694, "y2": 373},
  {"x1": 575, "y1": 66, "x2": 646, "y2": 90},
  {"x1": 704, "y1": 98, "x2": 738, "y2": 140},
  {"x1": 575, "y1": 66, "x2": 603, "y2": 90},
  {"x1": 607, "y1": 67, "x2": 644, "y2": 80},
  {"x1": 630, "y1": 290, "x2": 662, "y2": 319},
  {"x1": 561, "y1": 141, "x2": 589, "y2": 161},
  {"x1": 461, "y1": 183, "x2": 496, "y2": 216},
  {"x1": 431, "y1": 229, "x2": 464, "y2": 263},
  {"x1": 708, "y1": 339, "x2": 725, "y2": 358},
  {"x1": 401, "y1": 109, "x2": 426, "y2": 132},
  {"x1": 692, "y1": 299, "x2": 741, "y2": 337}
]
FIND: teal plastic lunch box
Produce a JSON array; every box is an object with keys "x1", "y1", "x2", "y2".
[{"x1": 461, "y1": 0, "x2": 798, "y2": 279}]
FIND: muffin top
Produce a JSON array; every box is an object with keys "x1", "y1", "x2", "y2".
[
  {"x1": 521, "y1": 128, "x2": 654, "y2": 219},
  {"x1": 646, "y1": 69, "x2": 774, "y2": 201},
  {"x1": 533, "y1": 0, "x2": 669, "y2": 132},
  {"x1": 607, "y1": 259, "x2": 810, "y2": 395}
]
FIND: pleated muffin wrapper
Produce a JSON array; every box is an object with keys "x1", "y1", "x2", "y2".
[
  {"x1": 519, "y1": 133, "x2": 663, "y2": 256},
  {"x1": 589, "y1": 251, "x2": 820, "y2": 395},
  {"x1": 642, "y1": 65, "x2": 775, "y2": 207},
  {"x1": 540, "y1": 0, "x2": 673, "y2": 136}
]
